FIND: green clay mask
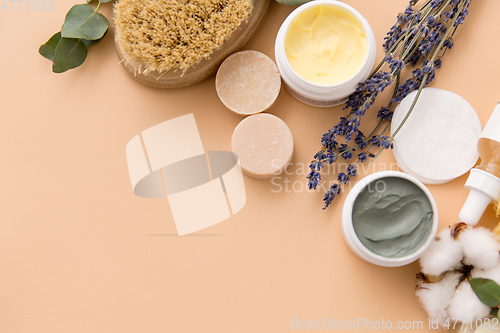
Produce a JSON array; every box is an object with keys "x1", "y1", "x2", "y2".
[{"x1": 352, "y1": 177, "x2": 433, "y2": 258}]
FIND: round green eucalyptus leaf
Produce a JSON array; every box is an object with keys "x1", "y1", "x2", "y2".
[
  {"x1": 39, "y1": 31, "x2": 61, "y2": 61},
  {"x1": 470, "y1": 278, "x2": 500, "y2": 308},
  {"x1": 53, "y1": 37, "x2": 88, "y2": 73},
  {"x1": 81, "y1": 30, "x2": 107, "y2": 47},
  {"x1": 61, "y1": 4, "x2": 109, "y2": 41}
]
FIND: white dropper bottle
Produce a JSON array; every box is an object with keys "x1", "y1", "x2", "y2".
[{"x1": 459, "y1": 101, "x2": 500, "y2": 225}]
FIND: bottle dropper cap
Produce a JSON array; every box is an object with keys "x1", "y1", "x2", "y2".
[{"x1": 459, "y1": 169, "x2": 500, "y2": 225}]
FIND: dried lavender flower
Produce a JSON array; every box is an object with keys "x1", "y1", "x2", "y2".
[{"x1": 308, "y1": 0, "x2": 471, "y2": 209}]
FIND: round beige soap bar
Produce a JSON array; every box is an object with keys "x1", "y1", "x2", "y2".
[
  {"x1": 216, "y1": 50, "x2": 281, "y2": 116},
  {"x1": 231, "y1": 113, "x2": 294, "y2": 179}
]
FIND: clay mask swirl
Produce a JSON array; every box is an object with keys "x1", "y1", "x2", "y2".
[{"x1": 352, "y1": 177, "x2": 433, "y2": 258}]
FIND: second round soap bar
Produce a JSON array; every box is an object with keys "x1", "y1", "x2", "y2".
[{"x1": 231, "y1": 113, "x2": 294, "y2": 179}]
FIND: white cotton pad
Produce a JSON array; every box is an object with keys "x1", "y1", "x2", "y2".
[
  {"x1": 391, "y1": 88, "x2": 482, "y2": 185},
  {"x1": 393, "y1": 146, "x2": 446, "y2": 185}
]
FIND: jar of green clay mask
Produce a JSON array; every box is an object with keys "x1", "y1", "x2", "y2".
[{"x1": 341, "y1": 171, "x2": 439, "y2": 267}]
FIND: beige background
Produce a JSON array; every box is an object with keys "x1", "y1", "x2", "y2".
[{"x1": 1, "y1": 0, "x2": 500, "y2": 332}]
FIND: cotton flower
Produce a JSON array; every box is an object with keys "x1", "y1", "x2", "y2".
[
  {"x1": 459, "y1": 227, "x2": 500, "y2": 270},
  {"x1": 416, "y1": 272, "x2": 460, "y2": 324},
  {"x1": 419, "y1": 227, "x2": 463, "y2": 276},
  {"x1": 446, "y1": 281, "x2": 490, "y2": 321},
  {"x1": 416, "y1": 224, "x2": 500, "y2": 326}
]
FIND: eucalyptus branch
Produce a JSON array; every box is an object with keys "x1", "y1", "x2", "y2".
[{"x1": 39, "y1": 0, "x2": 112, "y2": 73}]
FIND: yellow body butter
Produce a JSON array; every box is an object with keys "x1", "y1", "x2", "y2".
[{"x1": 285, "y1": 4, "x2": 368, "y2": 85}]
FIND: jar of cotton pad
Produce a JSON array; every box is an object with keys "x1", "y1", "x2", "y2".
[
  {"x1": 341, "y1": 171, "x2": 438, "y2": 267},
  {"x1": 274, "y1": 0, "x2": 376, "y2": 107},
  {"x1": 113, "y1": 0, "x2": 270, "y2": 88}
]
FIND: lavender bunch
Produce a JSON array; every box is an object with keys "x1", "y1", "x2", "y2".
[{"x1": 307, "y1": 0, "x2": 471, "y2": 209}]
